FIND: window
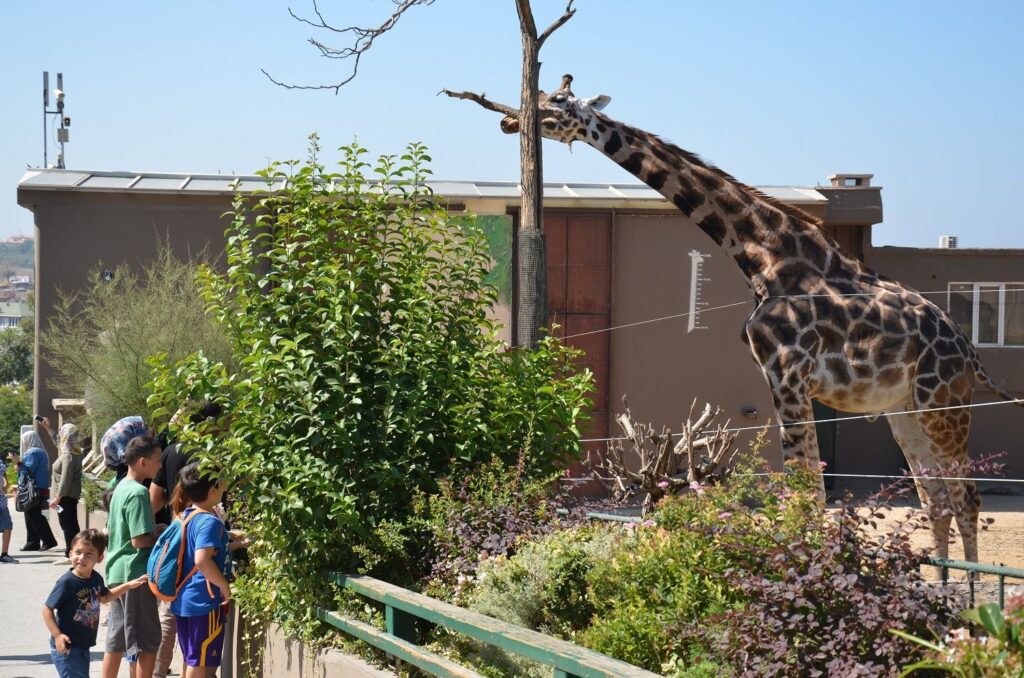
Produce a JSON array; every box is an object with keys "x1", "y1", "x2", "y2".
[{"x1": 948, "y1": 283, "x2": 1024, "y2": 347}]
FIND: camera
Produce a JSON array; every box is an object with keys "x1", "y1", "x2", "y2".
[{"x1": 34, "y1": 415, "x2": 44, "y2": 423}]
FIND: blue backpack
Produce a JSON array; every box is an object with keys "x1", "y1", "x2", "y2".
[{"x1": 147, "y1": 509, "x2": 209, "y2": 603}]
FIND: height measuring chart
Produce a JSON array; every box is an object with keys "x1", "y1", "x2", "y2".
[{"x1": 687, "y1": 250, "x2": 712, "y2": 333}]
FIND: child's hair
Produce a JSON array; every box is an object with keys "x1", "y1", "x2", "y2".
[
  {"x1": 170, "y1": 461, "x2": 222, "y2": 516},
  {"x1": 124, "y1": 436, "x2": 161, "y2": 466},
  {"x1": 189, "y1": 401, "x2": 224, "y2": 425},
  {"x1": 70, "y1": 529, "x2": 108, "y2": 555}
]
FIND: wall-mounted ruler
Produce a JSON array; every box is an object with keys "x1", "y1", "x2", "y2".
[{"x1": 687, "y1": 250, "x2": 711, "y2": 333}]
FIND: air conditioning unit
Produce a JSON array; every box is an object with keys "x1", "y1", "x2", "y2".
[{"x1": 939, "y1": 235, "x2": 958, "y2": 249}]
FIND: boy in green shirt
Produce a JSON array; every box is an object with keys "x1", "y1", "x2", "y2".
[{"x1": 103, "y1": 436, "x2": 164, "y2": 678}]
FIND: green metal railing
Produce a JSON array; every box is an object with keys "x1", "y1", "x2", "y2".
[
  {"x1": 929, "y1": 558, "x2": 1024, "y2": 608},
  {"x1": 317, "y1": 574, "x2": 660, "y2": 678}
]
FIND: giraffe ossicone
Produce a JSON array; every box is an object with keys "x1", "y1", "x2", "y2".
[{"x1": 503, "y1": 75, "x2": 1024, "y2": 563}]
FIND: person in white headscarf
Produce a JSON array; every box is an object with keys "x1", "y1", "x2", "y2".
[
  {"x1": 18, "y1": 429, "x2": 58, "y2": 552},
  {"x1": 49, "y1": 423, "x2": 84, "y2": 563}
]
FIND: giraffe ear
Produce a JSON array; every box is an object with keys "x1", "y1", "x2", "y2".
[{"x1": 579, "y1": 95, "x2": 611, "y2": 111}]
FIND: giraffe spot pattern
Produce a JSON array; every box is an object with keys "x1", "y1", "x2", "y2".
[
  {"x1": 604, "y1": 131, "x2": 622, "y2": 155},
  {"x1": 672, "y1": 182, "x2": 705, "y2": 216},
  {"x1": 646, "y1": 169, "x2": 669, "y2": 191},
  {"x1": 619, "y1": 152, "x2": 644, "y2": 175},
  {"x1": 697, "y1": 213, "x2": 727, "y2": 245}
]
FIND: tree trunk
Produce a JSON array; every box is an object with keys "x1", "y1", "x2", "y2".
[{"x1": 515, "y1": 8, "x2": 546, "y2": 348}]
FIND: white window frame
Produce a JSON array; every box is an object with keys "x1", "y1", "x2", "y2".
[{"x1": 948, "y1": 282, "x2": 1023, "y2": 348}]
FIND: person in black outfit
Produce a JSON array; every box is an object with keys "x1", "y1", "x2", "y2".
[{"x1": 149, "y1": 400, "x2": 226, "y2": 678}]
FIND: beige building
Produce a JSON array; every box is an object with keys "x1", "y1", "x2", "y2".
[{"x1": 17, "y1": 169, "x2": 1023, "y2": 489}]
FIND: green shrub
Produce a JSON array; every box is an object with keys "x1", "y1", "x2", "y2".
[
  {"x1": 423, "y1": 451, "x2": 584, "y2": 600},
  {"x1": 0, "y1": 384, "x2": 31, "y2": 455},
  {"x1": 145, "y1": 137, "x2": 592, "y2": 643},
  {"x1": 42, "y1": 244, "x2": 233, "y2": 431},
  {"x1": 898, "y1": 595, "x2": 1024, "y2": 676}
]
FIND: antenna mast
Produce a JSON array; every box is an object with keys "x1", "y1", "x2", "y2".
[{"x1": 42, "y1": 71, "x2": 70, "y2": 168}]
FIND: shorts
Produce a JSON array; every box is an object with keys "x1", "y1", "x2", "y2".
[
  {"x1": 176, "y1": 607, "x2": 227, "y2": 667},
  {"x1": 0, "y1": 495, "x2": 12, "y2": 532},
  {"x1": 106, "y1": 584, "x2": 161, "y2": 655}
]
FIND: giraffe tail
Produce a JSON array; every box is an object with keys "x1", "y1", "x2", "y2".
[{"x1": 973, "y1": 358, "x2": 1024, "y2": 407}]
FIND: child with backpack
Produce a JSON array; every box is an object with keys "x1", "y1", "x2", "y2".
[
  {"x1": 42, "y1": 529, "x2": 149, "y2": 678},
  {"x1": 149, "y1": 461, "x2": 229, "y2": 677}
]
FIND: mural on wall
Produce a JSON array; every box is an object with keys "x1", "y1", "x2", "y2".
[{"x1": 453, "y1": 213, "x2": 513, "y2": 342}]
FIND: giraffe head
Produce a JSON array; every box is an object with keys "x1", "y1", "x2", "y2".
[{"x1": 500, "y1": 74, "x2": 611, "y2": 144}]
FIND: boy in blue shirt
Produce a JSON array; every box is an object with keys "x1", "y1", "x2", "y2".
[
  {"x1": 42, "y1": 529, "x2": 149, "y2": 678},
  {"x1": 169, "y1": 462, "x2": 230, "y2": 676}
]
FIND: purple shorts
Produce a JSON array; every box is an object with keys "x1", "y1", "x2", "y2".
[{"x1": 175, "y1": 607, "x2": 227, "y2": 667}]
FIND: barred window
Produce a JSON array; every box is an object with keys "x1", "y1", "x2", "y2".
[{"x1": 948, "y1": 283, "x2": 1024, "y2": 347}]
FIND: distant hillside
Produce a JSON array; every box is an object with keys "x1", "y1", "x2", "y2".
[{"x1": 0, "y1": 240, "x2": 34, "y2": 277}]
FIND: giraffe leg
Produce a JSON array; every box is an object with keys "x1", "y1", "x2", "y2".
[
  {"x1": 886, "y1": 406, "x2": 952, "y2": 558},
  {"x1": 916, "y1": 401, "x2": 979, "y2": 563},
  {"x1": 771, "y1": 392, "x2": 825, "y2": 498}
]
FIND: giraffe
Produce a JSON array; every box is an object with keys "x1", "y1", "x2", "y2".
[{"x1": 500, "y1": 75, "x2": 1023, "y2": 562}]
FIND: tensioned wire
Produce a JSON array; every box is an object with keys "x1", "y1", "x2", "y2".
[
  {"x1": 554, "y1": 286, "x2": 1023, "y2": 452},
  {"x1": 577, "y1": 398, "x2": 1024, "y2": 444},
  {"x1": 560, "y1": 287, "x2": 1024, "y2": 341}
]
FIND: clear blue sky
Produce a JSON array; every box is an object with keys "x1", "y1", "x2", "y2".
[{"x1": 2, "y1": 1, "x2": 1023, "y2": 247}]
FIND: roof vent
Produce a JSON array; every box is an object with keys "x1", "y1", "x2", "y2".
[
  {"x1": 938, "y1": 235, "x2": 958, "y2": 249},
  {"x1": 828, "y1": 173, "x2": 873, "y2": 188}
]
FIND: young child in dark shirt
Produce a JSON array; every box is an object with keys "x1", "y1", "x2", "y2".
[{"x1": 42, "y1": 529, "x2": 148, "y2": 678}]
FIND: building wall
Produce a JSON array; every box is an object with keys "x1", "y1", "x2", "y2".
[
  {"x1": 608, "y1": 211, "x2": 781, "y2": 463},
  {"x1": 26, "y1": 191, "x2": 233, "y2": 429}
]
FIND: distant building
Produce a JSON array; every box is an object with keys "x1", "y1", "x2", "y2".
[
  {"x1": 8, "y1": 276, "x2": 32, "y2": 291},
  {"x1": 0, "y1": 301, "x2": 31, "y2": 330}
]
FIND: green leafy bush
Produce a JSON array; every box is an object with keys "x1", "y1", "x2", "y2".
[
  {"x1": 42, "y1": 245, "x2": 233, "y2": 431},
  {"x1": 450, "y1": 442, "x2": 964, "y2": 676},
  {"x1": 898, "y1": 595, "x2": 1024, "y2": 676},
  {"x1": 423, "y1": 450, "x2": 584, "y2": 600},
  {"x1": 146, "y1": 137, "x2": 591, "y2": 642},
  {"x1": 0, "y1": 384, "x2": 31, "y2": 454}
]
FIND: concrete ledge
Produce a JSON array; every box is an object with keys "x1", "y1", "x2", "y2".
[{"x1": 237, "y1": 616, "x2": 395, "y2": 678}]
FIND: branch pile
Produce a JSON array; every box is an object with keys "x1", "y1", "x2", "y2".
[{"x1": 587, "y1": 398, "x2": 739, "y2": 515}]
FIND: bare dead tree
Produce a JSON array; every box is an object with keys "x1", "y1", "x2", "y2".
[
  {"x1": 587, "y1": 397, "x2": 740, "y2": 516},
  {"x1": 261, "y1": 0, "x2": 436, "y2": 93},
  {"x1": 264, "y1": 0, "x2": 577, "y2": 348}
]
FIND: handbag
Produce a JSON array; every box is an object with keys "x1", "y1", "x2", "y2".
[{"x1": 15, "y1": 475, "x2": 40, "y2": 512}]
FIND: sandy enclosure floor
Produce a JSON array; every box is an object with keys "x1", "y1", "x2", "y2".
[
  {"x1": 844, "y1": 492, "x2": 1024, "y2": 602},
  {"x1": 847, "y1": 493, "x2": 1024, "y2": 568}
]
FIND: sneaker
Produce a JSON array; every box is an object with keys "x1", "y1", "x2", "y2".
[
  {"x1": 0, "y1": 554, "x2": 18, "y2": 564},
  {"x1": 52, "y1": 557, "x2": 71, "y2": 566},
  {"x1": 20, "y1": 543, "x2": 40, "y2": 552},
  {"x1": 40, "y1": 541, "x2": 59, "y2": 552}
]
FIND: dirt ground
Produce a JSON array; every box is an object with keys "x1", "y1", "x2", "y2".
[
  {"x1": 851, "y1": 493, "x2": 1024, "y2": 569},
  {"x1": 848, "y1": 492, "x2": 1024, "y2": 603}
]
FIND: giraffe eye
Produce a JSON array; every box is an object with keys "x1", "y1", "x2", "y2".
[{"x1": 551, "y1": 94, "x2": 567, "y2": 104}]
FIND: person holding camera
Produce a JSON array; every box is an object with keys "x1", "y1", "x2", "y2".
[{"x1": 19, "y1": 427, "x2": 59, "y2": 552}]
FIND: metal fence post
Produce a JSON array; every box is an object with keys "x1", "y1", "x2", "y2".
[{"x1": 386, "y1": 604, "x2": 419, "y2": 643}]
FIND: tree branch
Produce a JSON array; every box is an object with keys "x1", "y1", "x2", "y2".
[
  {"x1": 439, "y1": 89, "x2": 520, "y2": 118},
  {"x1": 515, "y1": 0, "x2": 538, "y2": 39},
  {"x1": 538, "y1": 0, "x2": 576, "y2": 48},
  {"x1": 263, "y1": 0, "x2": 434, "y2": 94}
]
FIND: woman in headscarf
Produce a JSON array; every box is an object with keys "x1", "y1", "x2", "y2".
[
  {"x1": 48, "y1": 423, "x2": 83, "y2": 562},
  {"x1": 18, "y1": 430, "x2": 58, "y2": 552}
]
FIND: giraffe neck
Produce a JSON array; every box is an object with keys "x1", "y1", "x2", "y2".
[{"x1": 576, "y1": 113, "x2": 856, "y2": 297}]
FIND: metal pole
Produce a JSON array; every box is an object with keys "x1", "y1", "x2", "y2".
[
  {"x1": 56, "y1": 73, "x2": 65, "y2": 168},
  {"x1": 43, "y1": 71, "x2": 49, "y2": 168}
]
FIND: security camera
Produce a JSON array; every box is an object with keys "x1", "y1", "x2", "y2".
[{"x1": 54, "y1": 89, "x2": 65, "y2": 101}]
